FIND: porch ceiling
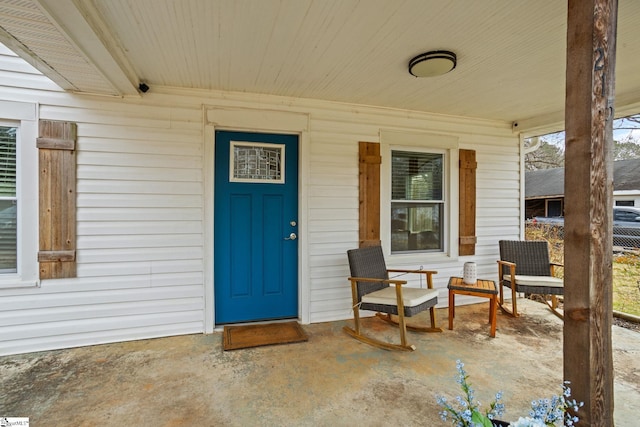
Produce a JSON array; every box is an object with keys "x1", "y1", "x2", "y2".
[{"x1": 1, "y1": 0, "x2": 640, "y2": 130}]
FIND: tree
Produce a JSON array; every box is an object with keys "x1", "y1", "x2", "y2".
[
  {"x1": 613, "y1": 113, "x2": 640, "y2": 160},
  {"x1": 613, "y1": 140, "x2": 640, "y2": 160},
  {"x1": 525, "y1": 114, "x2": 640, "y2": 170},
  {"x1": 525, "y1": 137, "x2": 565, "y2": 170}
]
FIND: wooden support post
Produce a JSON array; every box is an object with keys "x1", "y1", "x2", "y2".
[{"x1": 564, "y1": 1, "x2": 617, "y2": 425}]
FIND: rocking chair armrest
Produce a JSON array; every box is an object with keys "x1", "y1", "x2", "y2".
[
  {"x1": 347, "y1": 277, "x2": 407, "y2": 286},
  {"x1": 386, "y1": 268, "x2": 438, "y2": 275},
  {"x1": 497, "y1": 260, "x2": 516, "y2": 268},
  {"x1": 386, "y1": 269, "x2": 437, "y2": 289},
  {"x1": 497, "y1": 260, "x2": 517, "y2": 283},
  {"x1": 550, "y1": 262, "x2": 563, "y2": 276}
]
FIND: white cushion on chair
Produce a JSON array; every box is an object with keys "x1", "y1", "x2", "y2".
[
  {"x1": 503, "y1": 275, "x2": 563, "y2": 287},
  {"x1": 362, "y1": 286, "x2": 438, "y2": 307}
]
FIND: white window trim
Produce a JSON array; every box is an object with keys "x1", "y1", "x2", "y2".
[
  {"x1": 0, "y1": 101, "x2": 38, "y2": 289},
  {"x1": 380, "y1": 130, "x2": 459, "y2": 264}
]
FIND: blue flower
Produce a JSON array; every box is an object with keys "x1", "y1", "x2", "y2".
[{"x1": 436, "y1": 361, "x2": 583, "y2": 427}]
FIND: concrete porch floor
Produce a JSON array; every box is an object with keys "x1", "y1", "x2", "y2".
[{"x1": 1, "y1": 299, "x2": 639, "y2": 427}]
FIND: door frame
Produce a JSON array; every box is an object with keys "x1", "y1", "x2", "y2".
[{"x1": 203, "y1": 106, "x2": 310, "y2": 332}]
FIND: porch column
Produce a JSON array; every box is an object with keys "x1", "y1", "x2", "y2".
[{"x1": 564, "y1": 0, "x2": 617, "y2": 425}]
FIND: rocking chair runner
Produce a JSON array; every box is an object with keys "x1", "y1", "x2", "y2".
[
  {"x1": 344, "y1": 246, "x2": 441, "y2": 351},
  {"x1": 497, "y1": 240, "x2": 564, "y2": 318}
]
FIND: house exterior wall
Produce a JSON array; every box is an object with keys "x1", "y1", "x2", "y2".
[
  {"x1": 0, "y1": 45, "x2": 522, "y2": 355},
  {"x1": 614, "y1": 191, "x2": 640, "y2": 207}
]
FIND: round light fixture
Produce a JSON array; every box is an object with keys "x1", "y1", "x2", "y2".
[{"x1": 408, "y1": 50, "x2": 457, "y2": 78}]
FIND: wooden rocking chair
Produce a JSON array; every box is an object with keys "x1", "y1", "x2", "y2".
[
  {"x1": 497, "y1": 240, "x2": 564, "y2": 319},
  {"x1": 344, "y1": 246, "x2": 441, "y2": 351}
]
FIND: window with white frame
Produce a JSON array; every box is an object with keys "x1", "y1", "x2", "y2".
[
  {"x1": 0, "y1": 100, "x2": 38, "y2": 288},
  {"x1": 391, "y1": 150, "x2": 444, "y2": 253},
  {"x1": 0, "y1": 124, "x2": 17, "y2": 273}
]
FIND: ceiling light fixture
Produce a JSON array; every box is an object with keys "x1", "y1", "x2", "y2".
[{"x1": 408, "y1": 50, "x2": 457, "y2": 78}]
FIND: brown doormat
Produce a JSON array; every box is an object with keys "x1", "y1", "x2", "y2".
[{"x1": 223, "y1": 321, "x2": 308, "y2": 351}]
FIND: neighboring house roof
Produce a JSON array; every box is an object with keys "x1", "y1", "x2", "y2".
[
  {"x1": 614, "y1": 158, "x2": 640, "y2": 191},
  {"x1": 525, "y1": 167, "x2": 565, "y2": 199},
  {"x1": 525, "y1": 159, "x2": 640, "y2": 199}
]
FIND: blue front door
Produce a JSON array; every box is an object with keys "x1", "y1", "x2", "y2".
[{"x1": 214, "y1": 131, "x2": 299, "y2": 324}]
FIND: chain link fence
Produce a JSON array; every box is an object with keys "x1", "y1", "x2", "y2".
[
  {"x1": 613, "y1": 226, "x2": 640, "y2": 248},
  {"x1": 527, "y1": 221, "x2": 640, "y2": 249}
]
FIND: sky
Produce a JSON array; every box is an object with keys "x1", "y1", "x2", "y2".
[
  {"x1": 540, "y1": 114, "x2": 640, "y2": 147},
  {"x1": 613, "y1": 115, "x2": 640, "y2": 141}
]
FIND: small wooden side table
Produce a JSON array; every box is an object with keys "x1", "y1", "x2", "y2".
[{"x1": 447, "y1": 276, "x2": 498, "y2": 337}]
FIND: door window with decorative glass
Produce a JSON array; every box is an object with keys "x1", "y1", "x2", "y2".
[
  {"x1": 0, "y1": 125, "x2": 17, "y2": 273},
  {"x1": 391, "y1": 150, "x2": 444, "y2": 253}
]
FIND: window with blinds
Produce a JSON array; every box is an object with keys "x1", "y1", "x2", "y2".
[
  {"x1": 391, "y1": 150, "x2": 444, "y2": 253},
  {"x1": 0, "y1": 125, "x2": 17, "y2": 273}
]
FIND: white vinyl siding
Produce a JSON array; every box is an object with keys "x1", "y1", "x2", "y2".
[{"x1": 0, "y1": 43, "x2": 522, "y2": 355}]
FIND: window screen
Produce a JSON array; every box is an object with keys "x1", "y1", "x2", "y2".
[{"x1": 0, "y1": 126, "x2": 17, "y2": 273}]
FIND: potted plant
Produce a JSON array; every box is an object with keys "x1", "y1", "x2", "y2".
[{"x1": 436, "y1": 360, "x2": 583, "y2": 427}]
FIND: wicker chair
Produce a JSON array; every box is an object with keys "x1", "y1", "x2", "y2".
[
  {"x1": 497, "y1": 240, "x2": 564, "y2": 318},
  {"x1": 344, "y1": 245, "x2": 441, "y2": 351}
]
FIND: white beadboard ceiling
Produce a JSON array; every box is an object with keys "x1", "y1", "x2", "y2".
[{"x1": 1, "y1": 0, "x2": 640, "y2": 128}]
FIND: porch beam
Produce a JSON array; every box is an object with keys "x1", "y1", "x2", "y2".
[
  {"x1": 564, "y1": 1, "x2": 617, "y2": 426},
  {"x1": 35, "y1": 0, "x2": 140, "y2": 96}
]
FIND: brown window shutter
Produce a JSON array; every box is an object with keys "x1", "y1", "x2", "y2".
[
  {"x1": 459, "y1": 149, "x2": 477, "y2": 255},
  {"x1": 359, "y1": 141, "x2": 381, "y2": 247},
  {"x1": 37, "y1": 120, "x2": 77, "y2": 279}
]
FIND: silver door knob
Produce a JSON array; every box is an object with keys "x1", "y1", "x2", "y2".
[{"x1": 285, "y1": 232, "x2": 297, "y2": 240}]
